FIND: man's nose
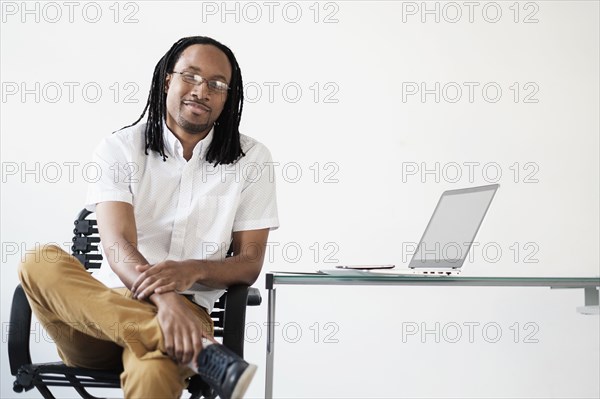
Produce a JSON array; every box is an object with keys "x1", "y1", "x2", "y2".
[{"x1": 190, "y1": 81, "x2": 210, "y2": 99}]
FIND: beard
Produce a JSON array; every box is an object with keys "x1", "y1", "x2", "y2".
[{"x1": 176, "y1": 112, "x2": 213, "y2": 135}]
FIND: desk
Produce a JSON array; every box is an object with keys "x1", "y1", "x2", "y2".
[{"x1": 264, "y1": 272, "x2": 600, "y2": 398}]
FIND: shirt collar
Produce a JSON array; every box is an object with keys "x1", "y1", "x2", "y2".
[
  {"x1": 194, "y1": 126, "x2": 214, "y2": 160},
  {"x1": 162, "y1": 120, "x2": 214, "y2": 161}
]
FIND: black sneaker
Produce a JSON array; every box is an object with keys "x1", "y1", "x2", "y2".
[{"x1": 196, "y1": 344, "x2": 257, "y2": 399}]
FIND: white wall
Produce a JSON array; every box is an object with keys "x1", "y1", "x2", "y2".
[{"x1": 1, "y1": 1, "x2": 598, "y2": 398}]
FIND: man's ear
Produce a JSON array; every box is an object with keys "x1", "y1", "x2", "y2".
[{"x1": 164, "y1": 74, "x2": 171, "y2": 93}]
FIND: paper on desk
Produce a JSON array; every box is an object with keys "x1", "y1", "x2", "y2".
[
  {"x1": 317, "y1": 268, "x2": 419, "y2": 276},
  {"x1": 269, "y1": 270, "x2": 326, "y2": 275}
]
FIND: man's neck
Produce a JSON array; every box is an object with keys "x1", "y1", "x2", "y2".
[{"x1": 166, "y1": 122, "x2": 211, "y2": 161}]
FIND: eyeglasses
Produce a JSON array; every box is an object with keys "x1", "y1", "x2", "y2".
[{"x1": 171, "y1": 71, "x2": 230, "y2": 93}]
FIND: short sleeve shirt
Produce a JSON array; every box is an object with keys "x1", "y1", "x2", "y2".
[{"x1": 85, "y1": 122, "x2": 279, "y2": 311}]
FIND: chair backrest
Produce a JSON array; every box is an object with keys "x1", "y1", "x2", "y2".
[
  {"x1": 70, "y1": 208, "x2": 232, "y2": 338},
  {"x1": 72, "y1": 208, "x2": 102, "y2": 269}
]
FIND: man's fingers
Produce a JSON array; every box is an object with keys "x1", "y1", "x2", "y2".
[
  {"x1": 182, "y1": 328, "x2": 203, "y2": 366},
  {"x1": 155, "y1": 282, "x2": 177, "y2": 294},
  {"x1": 132, "y1": 276, "x2": 152, "y2": 298},
  {"x1": 132, "y1": 264, "x2": 158, "y2": 293},
  {"x1": 173, "y1": 330, "x2": 185, "y2": 363},
  {"x1": 136, "y1": 279, "x2": 163, "y2": 300},
  {"x1": 131, "y1": 265, "x2": 151, "y2": 293},
  {"x1": 181, "y1": 335, "x2": 195, "y2": 365},
  {"x1": 131, "y1": 275, "x2": 143, "y2": 294},
  {"x1": 174, "y1": 328, "x2": 195, "y2": 364},
  {"x1": 135, "y1": 263, "x2": 151, "y2": 272},
  {"x1": 191, "y1": 331, "x2": 204, "y2": 366},
  {"x1": 164, "y1": 331, "x2": 175, "y2": 360}
]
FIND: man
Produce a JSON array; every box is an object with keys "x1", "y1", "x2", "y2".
[{"x1": 18, "y1": 36, "x2": 279, "y2": 398}]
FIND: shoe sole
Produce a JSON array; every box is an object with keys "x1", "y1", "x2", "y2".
[{"x1": 230, "y1": 364, "x2": 257, "y2": 399}]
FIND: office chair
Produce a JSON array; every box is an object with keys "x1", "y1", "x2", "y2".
[{"x1": 8, "y1": 208, "x2": 261, "y2": 399}]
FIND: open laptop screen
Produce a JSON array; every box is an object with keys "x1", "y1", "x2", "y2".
[{"x1": 409, "y1": 184, "x2": 499, "y2": 269}]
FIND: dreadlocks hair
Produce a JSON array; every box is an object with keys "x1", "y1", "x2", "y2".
[{"x1": 120, "y1": 36, "x2": 245, "y2": 165}]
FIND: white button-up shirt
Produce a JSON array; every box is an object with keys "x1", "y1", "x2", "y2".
[{"x1": 85, "y1": 122, "x2": 279, "y2": 311}]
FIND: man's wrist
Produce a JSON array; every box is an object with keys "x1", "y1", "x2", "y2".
[
  {"x1": 183, "y1": 259, "x2": 206, "y2": 285},
  {"x1": 149, "y1": 290, "x2": 179, "y2": 307}
]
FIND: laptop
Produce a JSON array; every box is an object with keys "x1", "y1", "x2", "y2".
[{"x1": 321, "y1": 184, "x2": 499, "y2": 276}]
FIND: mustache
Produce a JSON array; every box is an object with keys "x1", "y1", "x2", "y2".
[{"x1": 182, "y1": 99, "x2": 212, "y2": 111}]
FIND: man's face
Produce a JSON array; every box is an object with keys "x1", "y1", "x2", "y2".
[{"x1": 165, "y1": 44, "x2": 232, "y2": 137}]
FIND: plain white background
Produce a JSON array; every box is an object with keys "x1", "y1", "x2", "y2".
[{"x1": 1, "y1": 1, "x2": 599, "y2": 398}]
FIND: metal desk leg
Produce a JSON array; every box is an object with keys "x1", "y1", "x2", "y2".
[
  {"x1": 265, "y1": 287, "x2": 276, "y2": 398},
  {"x1": 551, "y1": 286, "x2": 600, "y2": 315},
  {"x1": 577, "y1": 287, "x2": 599, "y2": 315},
  {"x1": 584, "y1": 287, "x2": 599, "y2": 306}
]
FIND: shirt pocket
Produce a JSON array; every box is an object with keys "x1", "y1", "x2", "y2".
[{"x1": 195, "y1": 196, "x2": 235, "y2": 253}]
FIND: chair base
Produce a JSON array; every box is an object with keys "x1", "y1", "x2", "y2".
[{"x1": 14, "y1": 362, "x2": 120, "y2": 399}]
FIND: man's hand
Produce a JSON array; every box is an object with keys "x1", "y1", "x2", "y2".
[
  {"x1": 132, "y1": 260, "x2": 198, "y2": 300},
  {"x1": 133, "y1": 228, "x2": 270, "y2": 299},
  {"x1": 152, "y1": 292, "x2": 208, "y2": 365}
]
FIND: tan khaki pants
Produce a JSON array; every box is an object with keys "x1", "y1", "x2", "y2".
[{"x1": 18, "y1": 244, "x2": 214, "y2": 399}]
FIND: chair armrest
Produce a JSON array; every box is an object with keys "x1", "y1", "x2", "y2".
[
  {"x1": 222, "y1": 284, "x2": 249, "y2": 357},
  {"x1": 8, "y1": 285, "x2": 33, "y2": 375},
  {"x1": 247, "y1": 287, "x2": 262, "y2": 306}
]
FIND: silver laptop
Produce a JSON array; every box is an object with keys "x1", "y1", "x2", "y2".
[{"x1": 324, "y1": 184, "x2": 499, "y2": 276}]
